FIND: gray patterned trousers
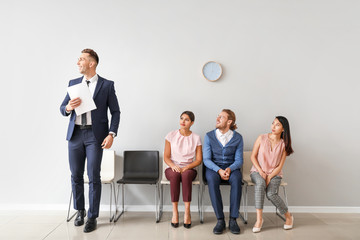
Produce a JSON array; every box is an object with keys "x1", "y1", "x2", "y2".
[{"x1": 250, "y1": 171, "x2": 288, "y2": 215}]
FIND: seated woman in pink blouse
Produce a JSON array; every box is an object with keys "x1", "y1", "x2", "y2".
[
  {"x1": 250, "y1": 116, "x2": 294, "y2": 233},
  {"x1": 164, "y1": 111, "x2": 202, "y2": 229}
]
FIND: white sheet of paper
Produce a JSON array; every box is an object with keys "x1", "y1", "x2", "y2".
[{"x1": 67, "y1": 83, "x2": 97, "y2": 116}]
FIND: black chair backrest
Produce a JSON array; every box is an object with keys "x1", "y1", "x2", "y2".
[{"x1": 123, "y1": 151, "x2": 159, "y2": 180}]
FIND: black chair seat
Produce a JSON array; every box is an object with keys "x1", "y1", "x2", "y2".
[
  {"x1": 117, "y1": 178, "x2": 158, "y2": 184},
  {"x1": 203, "y1": 179, "x2": 245, "y2": 186},
  {"x1": 203, "y1": 178, "x2": 233, "y2": 185}
]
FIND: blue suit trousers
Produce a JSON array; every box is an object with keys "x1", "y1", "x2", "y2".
[
  {"x1": 68, "y1": 127, "x2": 103, "y2": 219},
  {"x1": 206, "y1": 167, "x2": 242, "y2": 219}
]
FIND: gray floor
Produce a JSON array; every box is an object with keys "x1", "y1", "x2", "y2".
[{"x1": 0, "y1": 211, "x2": 359, "y2": 240}]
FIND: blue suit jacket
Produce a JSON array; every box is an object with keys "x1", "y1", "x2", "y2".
[
  {"x1": 203, "y1": 129, "x2": 243, "y2": 173},
  {"x1": 60, "y1": 75, "x2": 120, "y2": 142}
]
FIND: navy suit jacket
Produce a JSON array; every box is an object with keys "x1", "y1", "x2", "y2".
[{"x1": 60, "y1": 75, "x2": 120, "y2": 142}]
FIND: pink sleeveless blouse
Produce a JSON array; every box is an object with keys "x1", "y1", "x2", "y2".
[{"x1": 250, "y1": 134, "x2": 285, "y2": 177}]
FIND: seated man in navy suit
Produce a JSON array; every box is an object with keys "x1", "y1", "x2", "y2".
[
  {"x1": 60, "y1": 49, "x2": 120, "y2": 233},
  {"x1": 203, "y1": 109, "x2": 243, "y2": 235}
]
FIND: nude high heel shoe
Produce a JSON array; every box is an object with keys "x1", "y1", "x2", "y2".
[
  {"x1": 284, "y1": 215, "x2": 294, "y2": 230},
  {"x1": 252, "y1": 219, "x2": 264, "y2": 233}
]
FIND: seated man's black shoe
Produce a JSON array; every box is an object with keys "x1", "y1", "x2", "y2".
[
  {"x1": 213, "y1": 219, "x2": 226, "y2": 234},
  {"x1": 74, "y1": 209, "x2": 86, "y2": 226},
  {"x1": 229, "y1": 217, "x2": 240, "y2": 234},
  {"x1": 84, "y1": 218, "x2": 97, "y2": 233}
]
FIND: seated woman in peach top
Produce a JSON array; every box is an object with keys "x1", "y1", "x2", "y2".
[
  {"x1": 250, "y1": 116, "x2": 294, "y2": 233},
  {"x1": 163, "y1": 111, "x2": 202, "y2": 229}
]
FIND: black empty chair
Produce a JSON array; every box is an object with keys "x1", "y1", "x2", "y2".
[
  {"x1": 201, "y1": 163, "x2": 246, "y2": 224},
  {"x1": 115, "y1": 151, "x2": 160, "y2": 222}
]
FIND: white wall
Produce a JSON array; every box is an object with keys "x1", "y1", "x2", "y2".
[{"x1": 1, "y1": 0, "x2": 359, "y2": 210}]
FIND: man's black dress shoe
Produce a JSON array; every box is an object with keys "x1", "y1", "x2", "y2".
[
  {"x1": 229, "y1": 217, "x2": 240, "y2": 234},
  {"x1": 74, "y1": 210, "x2": 86, "y2": 226},
  {"x1": 183, "y1": 222, "x2": 191, "y2": 229},
  {"x1": 171, "y1": 222, "x2": 179, "y2": 228},
  {"x1": 213, "y1": 219, "x2": 226, "y2": 234},
  {"x1": 84, "y1": 218, "x2": 97, "y2": 233}
]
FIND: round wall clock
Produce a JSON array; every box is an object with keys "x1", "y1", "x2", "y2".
[{"x1": 202, "y1": 61, "x2": 223, "y2": 82}]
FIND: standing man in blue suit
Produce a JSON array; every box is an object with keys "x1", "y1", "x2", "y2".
[
  {"x1": 203, "y1": 109, "x2": 243, "y2": 235},
  {"x1": 60, "y1": 49, "x2": 120, "y2": 233}
]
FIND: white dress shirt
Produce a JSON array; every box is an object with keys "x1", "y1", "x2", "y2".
[
  {"x1": 216, "y1": 129, "x2": 234, "y2": 147},
  {"x1": 74, "y1": 74, "x2": 98, "y2": 125}
]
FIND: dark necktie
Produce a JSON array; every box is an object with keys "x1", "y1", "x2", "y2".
[{"x1": 81, "y1": 80, "x2": 90, "y2": 126}]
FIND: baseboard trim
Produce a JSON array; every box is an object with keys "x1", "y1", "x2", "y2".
[{"x1": 0, "y1": 204, "x2": 359, "y2": 213}]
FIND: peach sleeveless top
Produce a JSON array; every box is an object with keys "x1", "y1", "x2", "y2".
[{"x1": 250, "y1": 134, "x2": 285, "y2": 177}]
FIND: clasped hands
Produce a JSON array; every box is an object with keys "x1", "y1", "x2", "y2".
[
  {"x1": 259, "y1": 171, "x2": 272, "y2": 186},
  {"x1": 218, "y1": 168, "x2": 231, "y2": 180},
  {"x1": 170, "y1": 165, "x2": 189, "y2": 173}
]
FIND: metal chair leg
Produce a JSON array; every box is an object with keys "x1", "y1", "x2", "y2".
[
  {"x1": 197, "y1": 185, "x2": 201, "y2": 218},
  {"x1": 238, "y1": 185, "x2": 247, "y2": 224},
  {"x1": 238, "y1": 212, "x2": 247, "y2": 224},
  {"x1": 114, "y1": 184, "x2": 124, "y2": 222},
  {"x1": 155, "y1": 183, "x2": 160, "y2": 223},
  {"x1": 275, "y1": 185, "x2": 287, "y2": 221},
  {"x1": 200, "y1": 184, "x2": 205, "y2": 223},
  {"x1": 161, "y1": 184, "x2": 164, "y2": 213},
  {"x1": 157, "y1": 184, "x2": 164, "y2": 223},
  {"x1": 109, "y1": 182, "x2": 116, "y2": 222},
  {"x1": 122, "y1": 184, "x2": 125, "y2": 212},
  {"x1": 109, "y1": 183, "x2": 112, "y2": 222},
  {"x1": 283, "y1": 186, "x2": 289, "y2": 206},
  {"x1": 241, "y1": 185, "x2": 247, "y2": 224},
  {"x1": 67, "y1": 191, "x2": 77, "y2": 222},
  {"x1": 244, "y1": 185, "x2": 248, "y2": 223}
]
